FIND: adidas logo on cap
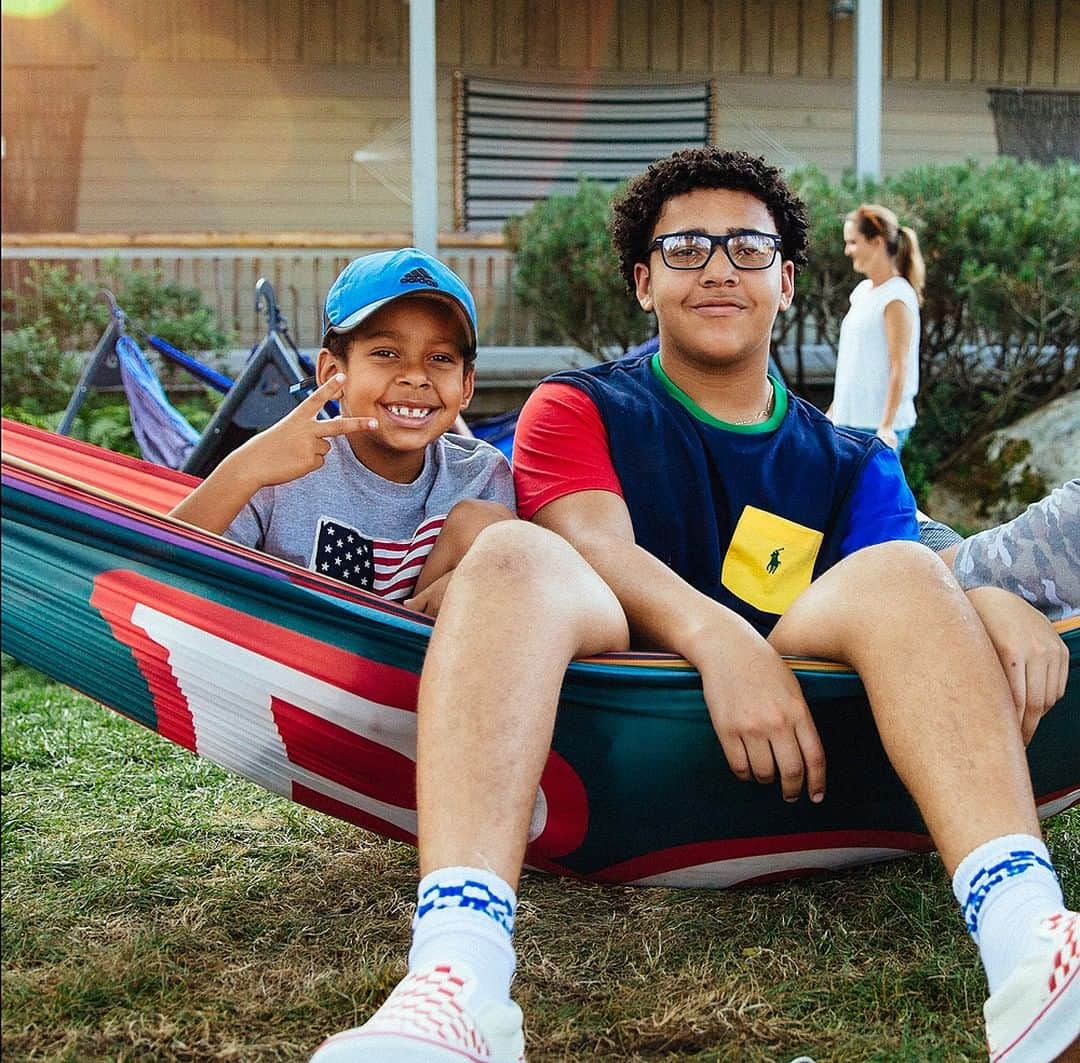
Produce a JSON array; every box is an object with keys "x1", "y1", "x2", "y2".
[{"x1": 400, "y1": 267, "x2": 438, "y2": 288}]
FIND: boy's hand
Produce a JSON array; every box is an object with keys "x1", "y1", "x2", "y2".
[
  {"x1": 532, "y1": 490, "x2": 825, "y2": 804},
  {"x1": 232, "y1": 374, "x2": 377, "y2": 489},
  {"x1": 691, "y1": 613, "x2": 826, "y2": 804},
  {"x1": 404, "y1": 571, "x2": 453, "y2": 618},
  {"x1": 966, "y1": 586, "x2": 1069, "y2": 744},
  {"x1": 170, "y1": 375, "x2": 378, "y2": 535}
]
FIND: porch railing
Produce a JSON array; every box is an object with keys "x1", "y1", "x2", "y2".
[{"x1": 1, "y1": 233, "x2": 540, "y2": 350}]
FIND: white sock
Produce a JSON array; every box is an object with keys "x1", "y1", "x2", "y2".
[
  {"x1": 952, "y1": 834, "x2": 1063, "y2": 992},
  {"x1": 407, "y1": 866, "x2": 517, "y2": 1005}
]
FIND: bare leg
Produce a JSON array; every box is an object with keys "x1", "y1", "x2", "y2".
[
  {"x1": 769, "y1": 540, "x2": 1038, "y2": 875},
  {"x1": 309, "y1": 525, "x2": 626, "y2": 1060},
  {"x1": 416, "y1": 520, "x2": 629, "y2": 888}
]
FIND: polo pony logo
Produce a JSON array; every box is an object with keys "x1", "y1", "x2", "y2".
[
  {"x1": 766, "y1": 547, "x2": 784, "y2": 574},
  {"x1": 400, "y1": 267, "x2": 438, "y2": 288}
]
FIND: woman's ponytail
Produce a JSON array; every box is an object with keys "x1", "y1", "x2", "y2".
[{"x1": 895, "y1": 225, "x2": 926, "y2": 304}]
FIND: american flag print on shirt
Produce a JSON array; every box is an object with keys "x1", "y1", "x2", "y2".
[{"x1": 312, "y1": 514, "x2": 446, "y2": 600}]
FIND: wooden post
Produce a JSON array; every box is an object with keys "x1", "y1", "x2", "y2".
[
  {"x1": 408, "y1": 0, "x2": 439, "y2": 255},
  {"x1": 854, "y1": 0, "x2": 883, "y2": 180}
]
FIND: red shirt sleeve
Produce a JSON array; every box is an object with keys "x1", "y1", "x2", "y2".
[{"x1": 512, "y1": 382, "x2": 624, "y2": 520}]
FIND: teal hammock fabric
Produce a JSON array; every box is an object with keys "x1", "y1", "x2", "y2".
[{"x1": 3, "y1": 419, "x2": 1078, "y2": 887}]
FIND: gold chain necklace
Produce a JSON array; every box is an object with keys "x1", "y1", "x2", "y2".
[{"x1": 732, "y1": 384, "x2": 775, "y2": 425}]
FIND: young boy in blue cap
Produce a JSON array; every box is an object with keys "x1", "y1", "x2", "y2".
[{"x1": 171, "y1": 249, "x2": 515, "y2": 614}]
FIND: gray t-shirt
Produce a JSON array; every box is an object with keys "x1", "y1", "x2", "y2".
[
  {"x1": 225, "y1": 433, "x2": 515, "y2": 600},
  {"x1": 952, "y1": 479, "x2": 1079, "y2": 621}
]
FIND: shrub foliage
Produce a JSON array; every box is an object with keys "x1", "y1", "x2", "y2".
[
  {"x1": 507, "y1": 178, "x2": 654, "y2": 357},
  {"x1": 2, "y1": 259, "x2": 230, "y2": 451}
]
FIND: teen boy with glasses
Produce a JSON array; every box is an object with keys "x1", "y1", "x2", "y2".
[{"x1": 309, "y1": 150, "x2": 1076, "y2": 1063}]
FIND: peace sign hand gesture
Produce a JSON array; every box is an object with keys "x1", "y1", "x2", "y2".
[
  {"x1": 237, "y1": 373, "x2": 377, "y2": 488},
  {"x1": 168, "y1": 373, "x2": 378, "y2": 535}
]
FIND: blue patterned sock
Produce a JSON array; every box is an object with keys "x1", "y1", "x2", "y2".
[
  {"x1": 408, "y1": 867, "x2": 517, "y2": 1004},
  {"x1": 952, "y1": 834, "x2": 1063, "y2": 992}
]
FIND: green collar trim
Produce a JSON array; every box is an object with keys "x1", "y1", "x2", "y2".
[{"x1": 650, "y1": 352, "x2": 788, "y2": 433}]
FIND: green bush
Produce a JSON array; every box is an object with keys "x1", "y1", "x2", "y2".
[
  {"x1": 879, "y1": 160, "x2": 1077, "y2": 485},
  {"x1": 782, "y1": 167, "x2": 874, "y2": 388},
  {"x1": 0, "y1": 325, "x2": 82, "y2": 414},
  {"x1": 99, "y1": 265, "x2": 229, "y2": 358},
  {"x1": 508, "y1": 178, "x2": 654, "y2": 357},
  {"x1": 2, "y1": 259, "x2": 230, "y2": 451}
]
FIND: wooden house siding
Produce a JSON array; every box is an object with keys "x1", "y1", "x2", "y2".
[
  {"x1": 73, "y1": 65, "x2": 425, "y2": 233},
  {"x1": 2, "y1": 0, "x2": 1076, "y2": 234},
  {"x1": 4, "y1": 0, "x2": 1073, "y2": 84}
]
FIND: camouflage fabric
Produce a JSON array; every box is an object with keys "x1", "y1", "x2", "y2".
[{"x1": 953, "y1": 480, "x2": 1080, "y2": 621}]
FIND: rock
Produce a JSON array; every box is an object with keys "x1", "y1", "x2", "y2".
[{"x1": 926, "y1": 390, "x2": 1080, "y2": 532}]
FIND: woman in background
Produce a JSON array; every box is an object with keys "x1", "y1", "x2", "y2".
[{"x1": 828, "y1": 203, "x2": 925, "y2": 453}]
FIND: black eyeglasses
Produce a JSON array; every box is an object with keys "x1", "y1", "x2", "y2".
[{"x1": 649, "y1": 231, "x2": 783, "y2": 271}]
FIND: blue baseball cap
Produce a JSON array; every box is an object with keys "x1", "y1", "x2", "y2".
[{"x1": 322, "y1": 248, "x2": 478, "y2": 354}]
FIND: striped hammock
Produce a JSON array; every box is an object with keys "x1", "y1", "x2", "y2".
[{"x1": 2, "y1": 418, "x2": 1078, "y2": 888}]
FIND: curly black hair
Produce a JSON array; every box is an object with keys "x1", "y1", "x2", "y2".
[{"x1": 609, "y1": 148, "x2": 809, "y2": 295}]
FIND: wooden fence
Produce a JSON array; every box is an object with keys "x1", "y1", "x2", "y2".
[{"x1": 1, "y1": 234, "x2": 539, "y2": 349}]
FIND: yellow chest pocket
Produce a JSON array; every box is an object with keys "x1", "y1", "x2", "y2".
[{"x1": 721, "y1": 506, "x2": 824, "y2": 615}]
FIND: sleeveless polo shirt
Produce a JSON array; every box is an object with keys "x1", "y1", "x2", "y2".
[{"x1": 550, "y1": 353, "x2": 891, "y2": 635}]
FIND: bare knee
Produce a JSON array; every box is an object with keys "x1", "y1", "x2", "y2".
[
  {"x1": 836, "y1": 540, "x2": 958, "y2": 602},
  {"x1": 445, "y1": 498, "x2": 516, "y2": 534},
  {"x1": 453, "y1": 522, "x2": 629, "y2": 654},
  {"x1": 458, "y1": 520, "x2": 584, "y2": 593},
  {"x1": 771, "y1": 540, "x2": 965, "y2": 659}
]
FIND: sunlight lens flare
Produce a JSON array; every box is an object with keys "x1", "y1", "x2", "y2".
[{"x1": 2, "y1": 0, "x2": 71, "y2": 17}]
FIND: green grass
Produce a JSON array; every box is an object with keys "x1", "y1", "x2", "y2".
[{"x1": 2, "y1": 657, "x2": 1076, "y2": 1062}]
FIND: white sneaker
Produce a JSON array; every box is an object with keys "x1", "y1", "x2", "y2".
[
  {"x1": 984, "y1": 911, "x2": 1079, "y2": 1063},
  {"x1": 309, "y1": 961, "x2": 525, "y2": 1063}
]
